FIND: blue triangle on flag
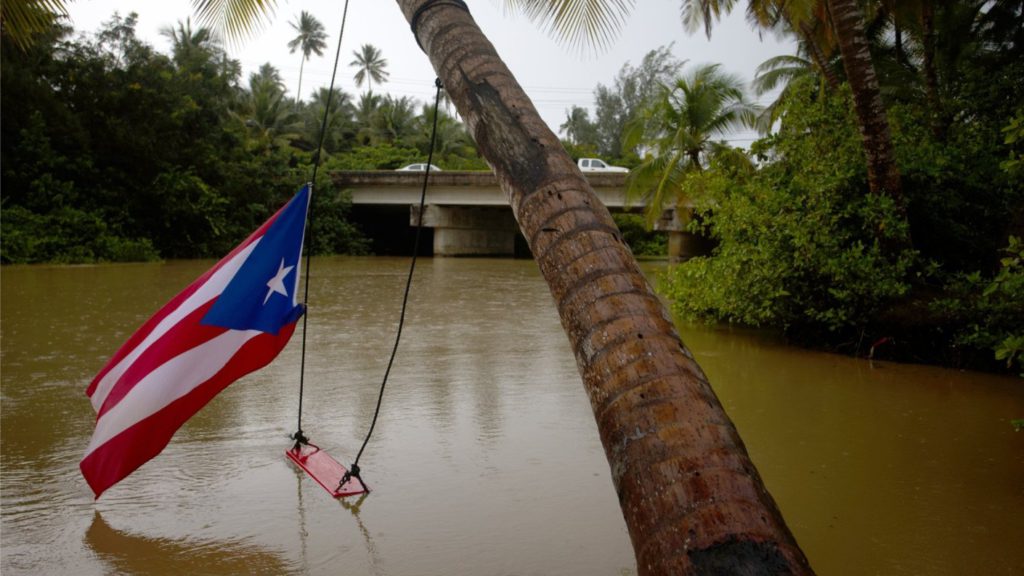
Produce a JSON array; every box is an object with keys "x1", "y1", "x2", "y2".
[{"x1": 202, "y1": 186, "x2": 310, "y2": 335}]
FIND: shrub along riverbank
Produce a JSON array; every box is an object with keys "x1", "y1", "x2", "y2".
[{"x1": 660, "y1": 79, "x2": 1022, "y2": 373}]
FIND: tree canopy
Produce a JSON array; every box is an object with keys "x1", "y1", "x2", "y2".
[{"x1": 0, "y1": 13, "x2": 486, "y2": 264}]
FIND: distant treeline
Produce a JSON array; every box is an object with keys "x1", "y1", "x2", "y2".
[{"x1": 0, "y1": 14, "x2": 490, "y2": 264}]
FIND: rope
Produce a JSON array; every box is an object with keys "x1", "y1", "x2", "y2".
[
  {"x1": 339, "y1": 78, "x2": 445, "y2": 491},
  {"x1": 293, "y1": 0, "x2": 352, "y2": 451}
]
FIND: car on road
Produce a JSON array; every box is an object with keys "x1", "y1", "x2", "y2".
[
  {"x1": 396, "y1": 163, "x2": 443, "y2": 172},
  {"x1": 577, "y1": 158, "x2": 629, "y2": 173}
]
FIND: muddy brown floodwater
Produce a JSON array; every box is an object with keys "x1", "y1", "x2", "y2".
[{"x1": 2, "y1": 257, "x2": 1022, "y2": 575}]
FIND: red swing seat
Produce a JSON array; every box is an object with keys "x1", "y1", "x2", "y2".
[{"x1": 286, "y1": 443, "x2": 368, "y2": 498}]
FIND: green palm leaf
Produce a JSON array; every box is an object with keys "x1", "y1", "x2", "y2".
[
  {"x1": 2, "y1": 0, "x2": 68, "y2": 50},
  {"x1": 191, "y1": 0, "x2": 276, "y2": 45},
  {"x1": 504, "y1": 0, "x2": 635, "y2": 52}
]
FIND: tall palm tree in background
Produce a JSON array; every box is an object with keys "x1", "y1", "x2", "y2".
[
  {"x1": 824, "y1": 0, "x2": 904, "y2": 213},
  {"x1": 236, "y1": 64, "x2": 300, "y2": 152},
  {"x1": 350, "y1": 43, "x2": 389, "y2": 95},
  {"x1": 368, "y1": 95, "x2": 417, "y2": 145},
  {"x1": 743, "y1": 0, "x2": 842, "y2": 91},
  {"x1": 680, "y1": 0, "x2": 907, "y2": 220},
  {"x1": 354, "y1": 91, "x2": 383, "y2": 145},
  {"x1": 625, "y1": 63, "x2": 760, "y2": 224},
  {"x1": 286, "y1": 11, "x2": 327, "y2": 104},
  {"x1": 303, "y1": 87, "x2": 355, "y2": 154},
  {"x1": 415, "y1": 103, "x2": 472, "y2": 157},
  {"x1": 160, "y1": 18, "x2": 215, "y2": 68},
  {"x1": 559, "y1": 105, "x2": 597, "y2": 146},
  {"x1": 751, "y1": 53, "x2": 817, "y2": 132}
]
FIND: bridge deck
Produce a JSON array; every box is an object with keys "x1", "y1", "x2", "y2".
[{"x1": 332, "y1": 170, "x2": 632, "y2": 208}]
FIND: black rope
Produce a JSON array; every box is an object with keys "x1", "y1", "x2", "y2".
[
  {"x1": 410, "y1": 0, "x2": 469, "y2": 49},
  {"x1": 293, "y1": 0, "x2": 352, "y2": 450},
  {"x1": 339, "y1": 78, "x2": 445, "y2": 492}
]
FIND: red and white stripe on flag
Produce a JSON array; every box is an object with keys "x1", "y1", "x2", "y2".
[{"x1": 81, "y1": 187, "x2": 309, "y2": 499}]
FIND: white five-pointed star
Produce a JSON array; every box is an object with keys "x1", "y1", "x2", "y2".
[{"x1": 264, "y1": 258, "x2": 295, "y2": 305}]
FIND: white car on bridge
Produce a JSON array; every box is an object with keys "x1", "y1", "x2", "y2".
[
  {"x1": 397, "y1": 163, "x2": 443, "y2": 172},
  {"x1": 577, "y1": 158, "x2": 629, "y2": 173}
]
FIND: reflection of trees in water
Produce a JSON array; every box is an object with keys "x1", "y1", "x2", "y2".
[{"x1": 85, "y1": 511, "x2": 293, "y2": 575}]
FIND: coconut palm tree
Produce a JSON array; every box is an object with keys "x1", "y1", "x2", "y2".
[
  {"x1": 350, "y1": 43, "x2": 389, "y2": 95},
  {"x1": 187, "y1": 2, "x2": 815, "y2": 573},
  {"x1": 560, "y1": 105, "x2": 598, "y2": 146},
  {"x1": 303, "y1": 87, "x2": 356, "y2": 154},
  {"x1": 0, "y1": 0, "x2": 67, "y2": 50},
  {"x1": 287, "y1": 11, "x2": 327, "y2": 104},
  {"x1": 743, "y1": 1, "x2": 842, "y2": 91},
  {"x1": 353, "y1": 91, "x2": 383, "y2": 145},
  {"x1": 679, "y1": 0, "x2": 906, "y2": 216},
  {"x1": 368, "y1": 95, "x2": 418, "y2": 145},
  {"x1": 415, "y1": 103, "x2": 472, "y2": 157},
  {"x1": 160, "y1": 18, "x2": 216, "y2": 69},
  {"x1": 625, "y1": 63, "x2": 760, "y2": 224},
  {"x1": 824, "y1": 0, "x2": 905, "y2": 211},
  {"x1": 236, "y1": 64, "x2": 301, "y2": 152},
  {"x1": 751, "y1": 53, "x2": 817, "y2": 132}
]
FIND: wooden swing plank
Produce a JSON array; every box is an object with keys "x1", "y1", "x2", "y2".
[{"x1": 285, "y1": 444, "x2": 368, "y2": 498}]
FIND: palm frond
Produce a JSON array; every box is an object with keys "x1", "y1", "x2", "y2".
[
  {"x1": 191, "y1": 0, "x2": 276, "y2": 45},
  {"x1": 1, "y1": 0, "x2": 68, "y2": 50},
  {"x1": 752, "y1": 55, "x2": 810, "y2": 95},
  {"x1": 679, "y1": 0, "x2": 739, "y2": 39},
  {"x1": 504, "y1": 0, "x2": 635, "y2": 52}
]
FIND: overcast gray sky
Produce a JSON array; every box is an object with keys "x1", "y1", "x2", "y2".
[{"x1": 66, "y1": 1, "x2": 795, "y2": 144}]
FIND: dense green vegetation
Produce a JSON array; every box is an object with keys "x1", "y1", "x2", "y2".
[
  {"x1": 3, "y1": 3, "x2": 1021, "y2": 373},
  {"x1": 0, "y1": 14, "x2": 486, "y2": 264},
  {"x1": 560, "y1": 2, "x2": 1022, "y2": 372},
  {"x1": 652, "y1": 2, "x2": 1021, "y2": 372}
]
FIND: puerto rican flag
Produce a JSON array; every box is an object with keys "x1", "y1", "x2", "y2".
[{"x1": 81, "y1": 185, "x2": 311, "y2": 499}]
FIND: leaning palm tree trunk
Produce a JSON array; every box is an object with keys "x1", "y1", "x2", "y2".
[{"x1": 396, "y1": 1, "x2": 813, "y2": 573}]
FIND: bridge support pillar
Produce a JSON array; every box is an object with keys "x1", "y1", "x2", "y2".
[
  {"x1": 411, "y1": 204, "x2": 517, "y2": 256},
  {"x1": 654, "y1": 207, "x2": 702, "y2": 263}
]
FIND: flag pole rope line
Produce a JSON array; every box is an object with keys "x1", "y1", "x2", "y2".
[
  {"x1": 340, "y1": 78, "x2": 445, "y2": 490},
  {"x1": 293, "y1": 0, "x2": 352, "y2": 450}
]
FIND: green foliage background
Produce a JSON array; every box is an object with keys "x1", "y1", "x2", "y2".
[{"x1": 0, "y1": 15, "x2": 485, "y2": 264}]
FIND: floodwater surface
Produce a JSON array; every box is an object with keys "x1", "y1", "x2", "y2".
[{"x1": 1, "y1": 257, "x2": 1022, "y2": 575}]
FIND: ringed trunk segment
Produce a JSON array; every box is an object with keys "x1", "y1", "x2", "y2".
[{"x1": 397, "y1": 1, "x2": 813, "y2": 573}]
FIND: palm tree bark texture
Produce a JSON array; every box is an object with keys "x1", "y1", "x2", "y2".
[{"x1": 396, "y1": 1, "x2": 813, "y2": 574}]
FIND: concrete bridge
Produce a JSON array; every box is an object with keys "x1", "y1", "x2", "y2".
[{"x1": 332, "y1": 170, "x2": 694, "y2": 258}]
